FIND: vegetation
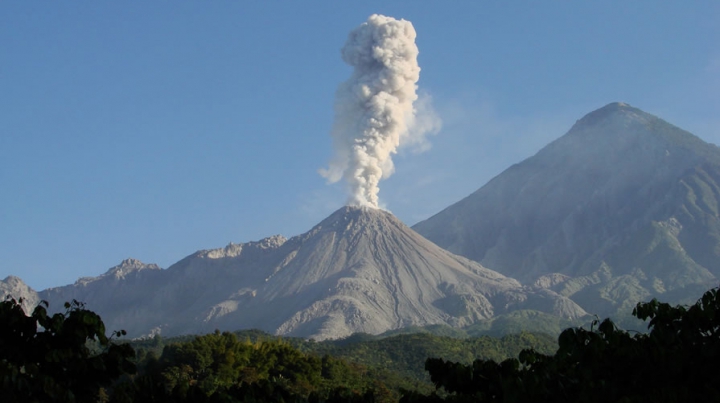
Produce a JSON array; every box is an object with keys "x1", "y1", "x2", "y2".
[
  {"x1": 130, "y1": 327, "x2": 558, "y2": 386},
  {"x1": 462, "y1": 310, "x2": 584, "y2": 338},
  {"x1": 114, "y1": 330, "x2": 392, "y2": 402},
  {"x1": 5, "y1": 286, "x2": 720, "y2": 402},
  {"x1": 115, "y1": 328, "x2": 559, "y2": 402},
  {"x1": 298, "y1": 332, "x2": 557, "y2": 383},
  {"x1": 402, "y1": 287, "x2": 720, "y2": 403},
  {"x1": 0, "y1": 298, "x2": 135, "y2": 402}
]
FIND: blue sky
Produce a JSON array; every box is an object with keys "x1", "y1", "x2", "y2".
[{"x1": 1, "y1": 2, "x2": 718, "y2": 290}]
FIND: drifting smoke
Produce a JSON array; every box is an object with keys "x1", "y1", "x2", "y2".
[{"x1": 320, "y1": 14, "x2": 440, "y2": 208}]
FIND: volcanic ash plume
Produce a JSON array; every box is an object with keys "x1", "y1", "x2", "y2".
[{"x1": 320, "y1": 14, "x2": 439, "y2": 208}]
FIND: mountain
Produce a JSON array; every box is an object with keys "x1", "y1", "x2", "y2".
[
  {"x1": 0, "y1": 275, "x2": 40, "y2": 312},
  {"x1": 0, "y1": 207, "x2": 586, "y2": 340},
  {"x1": 413, "y1": 102, "x2": 720, "y2": 319}
]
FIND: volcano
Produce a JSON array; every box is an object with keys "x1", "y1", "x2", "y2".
[
  {"x1": 413, "y1": 102, "x2": 720, "y2": 319},
  {"x1": 215, "y1": 206, "x2": 584, "y2": 339},
  {"x1": 3, "y1": 207, "x2": 586, "y2": 340}
]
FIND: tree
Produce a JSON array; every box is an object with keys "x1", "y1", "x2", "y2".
[
  {"x1": 402, "y1": 287, "x2": 720, "y2": 403},
  {"x1": 0, "y1": 298, "x2": 135, "y2": 402},
  {"x1": 113, "y1": 331, "x2": 386, "y2": 402}
]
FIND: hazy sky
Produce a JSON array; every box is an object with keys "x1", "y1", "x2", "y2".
[{"x1": 2, "y1": 2, "x2": 718, "y2": 290}]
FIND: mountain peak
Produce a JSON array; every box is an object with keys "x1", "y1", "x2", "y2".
[
  {"x1": 571, "y1": 101, "x2": 653, "y2": 130},
  {"x1": 24, "y1": 201, "x2": 586, "y2": 340},
  {"x1": 91, "y1": 258, "x2": 161, "y2": 282},
  {"x1": 253, "y1": 203, "x2": 576, "y2": 339},
  {"x1": 560, "y1": 103, "x2": 720, "y2": 164},
  {"x1": 413, "y1": 102, "x2": 720, "y2": 318},
  {"x1": 119, "y1": 258, "x2": 146, "y2": 267},
  {"x1": 310, "y1": 205, "x2": 397, "y2": 234},
  {"x1": 329, "y1": 205, "x2": 389, "y2": 219},
  {"x1": 2, "y1": 275, "x2": 27, "y2": 285},
  {"x1": 597, "y1": 101, "x2": 632, "y2": 112}
]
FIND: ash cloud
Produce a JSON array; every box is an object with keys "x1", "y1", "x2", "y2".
[{"x1": 320, "y1": 14, "x2": 440, "y2": 209}]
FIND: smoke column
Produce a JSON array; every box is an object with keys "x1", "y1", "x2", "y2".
[{"x1": 320, "y1": 14, "x2": 438, "y2": 208}]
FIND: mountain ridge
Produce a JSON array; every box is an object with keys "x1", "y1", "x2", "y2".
[
  {"x1": 5, "y1": 102, "x2": 716, "y2": 338},
  {"x1": 413, "y1": 102, "x2": 720, "y2": 318},
  {"x1": 1, "y1": 206, "x2": 587, "y2": 340}
]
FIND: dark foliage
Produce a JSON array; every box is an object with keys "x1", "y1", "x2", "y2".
[
  {"x1": 12, "y1": 285, "x2": 719, "y2": 402},
  {"x1": 113, "y1": 330, "x2": 384, "y2": 402},
  {"x1": 130, "y1": 327, "x2": 557, "y2": 396},
  {"x1": 401, "y1": 287, "x2": 720, "y2": 403},
  {"x1": 0, "y1": 298, "x2": 135, "y2": 402},
  {"x1": 303, "y1": 332, "x2": 556, "y2": 383}
]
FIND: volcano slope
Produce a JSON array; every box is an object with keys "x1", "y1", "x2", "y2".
[
  {"x1": 413, "y1": 102, "x2": 720, "y2": 319},
  {"x1": 2, "y1": 207, "x2": 586, "y2": 340}
]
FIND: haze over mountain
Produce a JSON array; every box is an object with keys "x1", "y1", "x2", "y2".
[
  {"x1": 414, "y1": 102, "x2": 720, "y2": 318},
  {"x1": 1, "y1": 207, "x2": 585, "y2": 340}
]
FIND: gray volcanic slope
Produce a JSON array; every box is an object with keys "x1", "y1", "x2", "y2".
[
  {"x1": 413, "y1": 103, "x2": 720, "y2": 318},
  {"x1": 2, "y1": 207, "x2": 586, "y2": 340}
]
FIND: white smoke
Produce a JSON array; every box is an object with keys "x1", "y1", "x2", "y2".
[{"x1": 320, "y1": 14, "x2": 440, "y2": 209}]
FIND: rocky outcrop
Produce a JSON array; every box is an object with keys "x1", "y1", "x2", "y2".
[{"x1": 0, "y1": 275, "x2": 40, "y2": 312}]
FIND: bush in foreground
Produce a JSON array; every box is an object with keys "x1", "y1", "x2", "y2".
[
  {"x1": 402, "y1": 287, "x2": 720, "y2": 403},
  {"x1": 0, "y1": 298, "x2": 135, "y2": 402}
]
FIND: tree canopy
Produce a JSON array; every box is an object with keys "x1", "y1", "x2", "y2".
[
  {"x1": 5, "y1": 287, "x2": 720, "y2": 402},
  {"x1": 401, "y1": 287, "x2": 720, "y2": 403},
  {"x1": 113, "y1": 330, "x2": 384, "y2": 403},
  {"x1": 0, "y1": 298, "x2": 135, "y2": 402}
]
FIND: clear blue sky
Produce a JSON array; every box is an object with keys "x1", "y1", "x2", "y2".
[{"x1": 2, "y1": 2, "x2": 718, "y2": 290}]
